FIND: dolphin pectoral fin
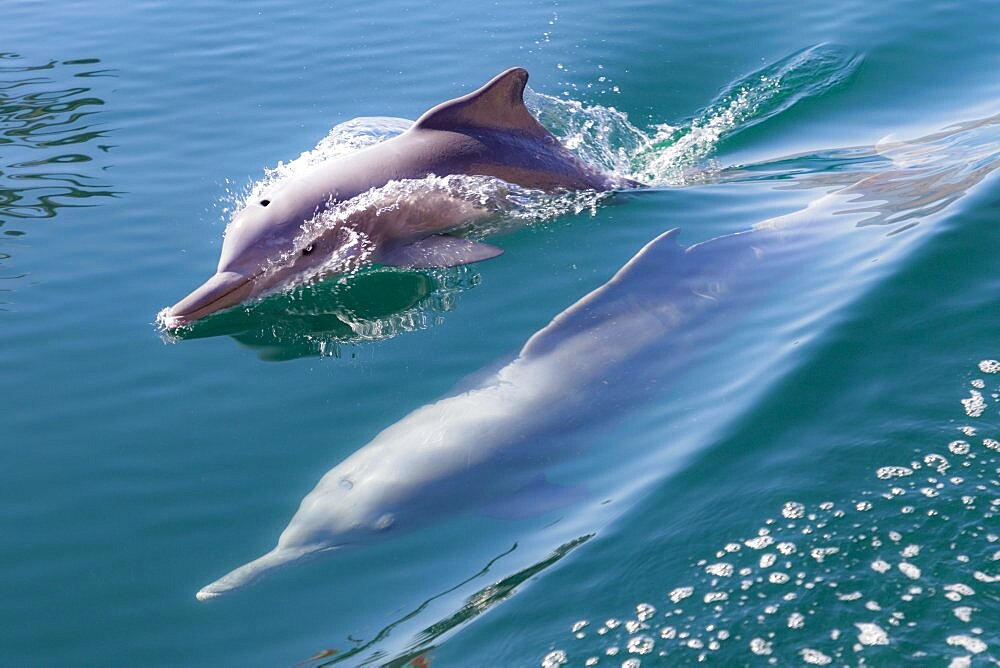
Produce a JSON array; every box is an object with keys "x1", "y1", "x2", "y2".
[
  {"x1": 483, "y1": 474, "x2": 587, "y2": 521},
  {"x1": 379, "y1": 235, "x2": 503, "y2": 269}
]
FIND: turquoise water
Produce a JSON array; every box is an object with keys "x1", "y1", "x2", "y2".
[{"x1": 2, "y1": 1, "x2": 999, "y2": 665}]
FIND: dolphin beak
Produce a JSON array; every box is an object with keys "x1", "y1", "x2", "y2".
[
  {"x1": 162, "y1": 270, "x2": 254, "y2": 328},
  {"x1": 196, "y1": 545, "x2": 324, "y2": 601}
]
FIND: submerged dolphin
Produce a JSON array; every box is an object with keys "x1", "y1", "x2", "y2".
[
  {"x1": 195, "y1": 115, "x2": 1000, "y2": 601},
  {"x1": 163, "y1": 68, "x2": 637, "y2": 327},
  {"x1": 196, "y1": 218, "x2": 810, "y2": 600}
]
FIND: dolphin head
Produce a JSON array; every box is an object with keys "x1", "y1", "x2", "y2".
[
  {"x1": 279, "y1": 467, "x2": 402, "y2": 550},
  {"x1": 163, "y1": 187, "x2": 361, "y2": 327},
  {"x1": 196, "y1": 465, "x2": 401, "y2": 600}
]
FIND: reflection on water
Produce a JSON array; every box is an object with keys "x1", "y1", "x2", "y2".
[
  {"x1": 721, "y1": 114, "x2": 1000, "y2": 231},
  {"x1": 715, "y1": 145, "x2": 891, "y2": 187},
  {"x1": 849, "y1": 114, "x2": 1000, "y2": 229},
  {"x1": 305, "y1": 543, "x2": 519, "y2": 667},
  {"x1": 0, "y1": 53, "x2": 117, "y2": 301},
  {"x1": 301, "y1": 535, "x2": 591, "y2": 667},
  {"x1": 399, "y1": 535, "x2": 592, "y2": 664},
  {"x1": 165, "y1": 264, "x2": 481, "y2": 360}
]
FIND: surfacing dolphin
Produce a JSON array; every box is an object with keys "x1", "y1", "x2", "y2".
[
  {"x1": 195, "y1": 115, "x2": 1000, "y2": 601},
  {"x1": 162, "y1": 68, "x2": 638, "y2": 327}
]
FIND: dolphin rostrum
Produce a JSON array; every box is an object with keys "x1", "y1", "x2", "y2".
[
  {"x1": 194, "y1": 115, "x2": 999, "y2": 601},
  {"x1": 163, "y1": 68, "x2": 638, "y2": 327}
]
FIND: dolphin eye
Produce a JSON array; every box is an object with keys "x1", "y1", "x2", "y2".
[
  {"x1": 260, "y1": 199, "x2": 270, "y2": 207},
  {"x1": 302, "y1": 244, "x2": 314, "y2": 255}
]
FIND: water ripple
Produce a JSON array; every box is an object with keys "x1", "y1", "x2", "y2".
[{"x1": 0, "y1": 53, "x2": 118, "y2": 303}]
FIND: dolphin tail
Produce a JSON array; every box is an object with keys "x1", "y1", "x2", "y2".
[{"x1": 196, "y1": 545, "x2": 319, "y2": 601}]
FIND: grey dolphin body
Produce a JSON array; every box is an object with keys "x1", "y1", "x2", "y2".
[
  {"x1": 194, "y1": 115, "x2": 1000, "y2": 601},
  {"x1": 196, "y1": 222, "x2": 807, "y2": 601},
  {"x1": 164, "y1": 68, "x2": 637, "y2": 327}
]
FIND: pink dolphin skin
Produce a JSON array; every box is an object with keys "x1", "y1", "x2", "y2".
[{"x1": 163, "y1": 68, "x2": 640, "y2": 327}]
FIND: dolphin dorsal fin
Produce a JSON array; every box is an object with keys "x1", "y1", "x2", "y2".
[
  {"x1": 413, "y1": 67, "x2": 550, "y2": 138},
  {"x1": 519, "y1": 229, "x2": 687, "y2": 359}
]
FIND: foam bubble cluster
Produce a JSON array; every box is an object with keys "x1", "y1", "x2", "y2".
[{"x1": 540, "y1": 363, "x2": 999, "y2": 665}]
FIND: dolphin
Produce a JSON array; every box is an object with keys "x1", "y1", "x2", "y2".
[
  {"x1": 195, "y1": 217, "x2": 814, "y2": 601},
  {"x1": 163, "y1": 68, "x2": 638, "y2": 328},
  {"x1": 194, "y1": 115, "x2": 1000, "y2": 601}
]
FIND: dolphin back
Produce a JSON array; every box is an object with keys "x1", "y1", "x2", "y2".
[{"x1": 519, "y1": 229, "x2": 688, "y2": 359}]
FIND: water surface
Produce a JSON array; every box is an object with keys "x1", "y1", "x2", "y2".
[{"x1": 1, "y1": 0, "x2": 998, "y2": 665}]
